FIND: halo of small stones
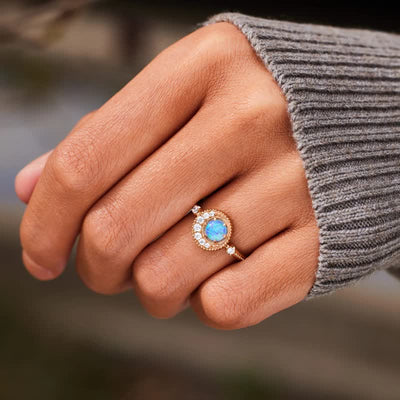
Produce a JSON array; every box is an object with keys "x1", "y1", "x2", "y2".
[{"x1": 192, "y1": 208, "x2": 232, "y2": 251}]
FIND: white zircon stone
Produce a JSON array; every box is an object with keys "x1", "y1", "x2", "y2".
[
  {"x1": 196, "y1": 216, "x2": 204, "y2": 224},
  {"x1": 209, "y1": 211, "x2": 215, "y2": 216},
  {"x1": 199, "y1": 238, "x2": 206, "y2": 246},
  {"x1": 191, "y1": 205, "x2": 200, "y2": 214},
  {"x1": 203, "y1": 212, "x2": 210, "y2": 219},
  {"x1": 204, "y1": 242, "x2": 210, "y2": 248},
  {"x1": 194, "y1": 232, "x2": 202, "y2": 240},
  {"x1": 227, "y1": 246, "x2": 235, "y2": 255},
  {"x1": 194, "y1": 224, "x2": 201, "y2": 232}
]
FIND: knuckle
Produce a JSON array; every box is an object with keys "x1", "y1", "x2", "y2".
[
  {"x1": 76, "y1": 110, "x2": 97, "y2": 127},
  {"x1": 215, "y1": 92, "x2": 286, "y2": 169},
  {"x1": 195, "y1": 282, "x2": 246, "y2": 330},
  {"x1": 82, "y1": 202, "x2": 132, "y2": 262},
  {"x1": 197, "y1": 22, "x2": 251, "y2": 64},
  {"x1": 133, "y1": 251, "x2": 179, "y2": 307},
  {"x1": 49, "y1": 135, "x2": 101, "y2": 194},
  {"x1": 133, "y1": 266, "x2": 172, "y2": 305},
  {"x1": 237, "y1": 90, "x2": 286, "y2": 129},
  {"x1": 190, "y1": 23, "x2": 255, "y2": 88}
]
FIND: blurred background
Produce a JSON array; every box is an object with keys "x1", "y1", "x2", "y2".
[{"x1": 1, "y1": 1, "x2": 399, "y2": 399}]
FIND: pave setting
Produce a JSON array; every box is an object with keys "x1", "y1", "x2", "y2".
[{"x1": 191, "y1": 205, "x2": 201, "y2": 214}]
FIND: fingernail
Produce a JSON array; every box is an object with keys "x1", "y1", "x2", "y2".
[{"x1": 22, "y1": 250, "x2": 61, "y2": 281}]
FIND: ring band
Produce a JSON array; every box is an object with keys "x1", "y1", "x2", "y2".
[{"x1": 191, "y1": 204, "x2": 245, "y2": 261}]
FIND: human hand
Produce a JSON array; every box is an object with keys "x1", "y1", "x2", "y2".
[{"x1": 15, "y1": 22, "x2": 319, "y2": 329}]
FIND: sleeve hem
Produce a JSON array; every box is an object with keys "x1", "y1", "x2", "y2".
[{"x1": 204, "y1": 13, "x2": 400, "y2": 298}]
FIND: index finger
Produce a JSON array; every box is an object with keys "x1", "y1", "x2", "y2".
[
  {"x1": 20, "y1": 25, "x2": 223, "y2": 279},
  {"x1": 15, "y1": 110, "x2": 97, "y2": 204}
]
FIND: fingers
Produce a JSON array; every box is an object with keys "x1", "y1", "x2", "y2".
[
  {"x1": 17, "y1": 20, "x2": 315, "y2": 333},
  {"x1": 130, "y1": 154, "x2": 309, "y2": 318},
  {"x1": 75, "y1": 105, "x2": 254, "y2": 294},
  {"x1": 191, "y1": 221, "x2": 319, "y2": 330},
  {"x1": 20, "y1": 30, "x2": 213, "y2": 278}
]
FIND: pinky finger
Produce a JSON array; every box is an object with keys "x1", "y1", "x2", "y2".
[{"x1": 191, "y1": 222, "x2": 319, "y2": 330}]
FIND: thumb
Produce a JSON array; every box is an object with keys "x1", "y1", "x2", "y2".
[{"x1": 15, "y1": 150, "x2": 52, "y2": 204}]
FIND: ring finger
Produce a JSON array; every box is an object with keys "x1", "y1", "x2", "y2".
[{"x1": 131, "y1": 154, "x2": 308, "y2": 318}]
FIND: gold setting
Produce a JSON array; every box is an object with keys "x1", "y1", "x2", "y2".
[{"x1": 191, "y1": 205, "x2": 245, "y2": 261}]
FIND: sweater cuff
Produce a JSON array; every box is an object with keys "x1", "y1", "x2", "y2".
[{"x1": 204, "y1": 13, "x2": 400, "y2": 297}]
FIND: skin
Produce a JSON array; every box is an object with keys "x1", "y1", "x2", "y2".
[{"x1": 15, "y1": 22, "x2": 319, "y2": 330}]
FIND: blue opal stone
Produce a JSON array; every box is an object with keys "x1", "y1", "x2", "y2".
[{"x1": 205, "y1": 219, "x2": 228, "y2": 242}]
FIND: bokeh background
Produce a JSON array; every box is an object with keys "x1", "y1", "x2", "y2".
[{"x1": 1, "y1": 1, "x2": 399, "y2": 399}]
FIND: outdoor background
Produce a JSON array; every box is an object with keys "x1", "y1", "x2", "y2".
[{"x1": 1, "y1": 1, "x2": 399, "y2": 399}]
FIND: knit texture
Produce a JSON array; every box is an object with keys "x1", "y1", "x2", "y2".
[{"x1": 205, "y1": 13, "x2": 400, "y2": 297}]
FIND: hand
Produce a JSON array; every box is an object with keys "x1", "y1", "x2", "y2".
[{"x1": 15, "y1": 22, "x2": 319, "y2": 329}]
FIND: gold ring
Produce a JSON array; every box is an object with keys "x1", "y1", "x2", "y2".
[{"x1": 191, "y1": 204, "x2": 245, "y2": 261}]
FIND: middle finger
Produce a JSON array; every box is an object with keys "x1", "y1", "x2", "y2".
[{"x1": 75, "y1": 106, "x2": 255, "y2": 293}]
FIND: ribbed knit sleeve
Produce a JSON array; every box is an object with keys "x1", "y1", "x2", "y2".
[{"x1": 205, "y1": 13, "x2": 400, "y2": 297}]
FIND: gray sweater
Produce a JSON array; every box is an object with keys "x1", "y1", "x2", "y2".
[{"x1": 205, "y1": 13, "x2": 400, "y2": 298}]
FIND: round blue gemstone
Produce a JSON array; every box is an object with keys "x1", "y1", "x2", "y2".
[{"x1": 205, "y1": 219, "x2": 228, "y2": 242}]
